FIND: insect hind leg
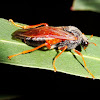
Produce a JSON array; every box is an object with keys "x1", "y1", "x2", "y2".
[
  {"x1": 8, "y1": 43, "x2": 47, "y2": 59},
  {"x1": 9, "y1": 19, "x2": 48, "y2": 29}
]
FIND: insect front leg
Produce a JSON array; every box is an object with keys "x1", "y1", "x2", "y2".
[
  {"x1": 9, "y1": 19, "x2": 48, "y2": 29},
  {"x1": 72, "y1": 49, "x2": 95, "y2": 79}
]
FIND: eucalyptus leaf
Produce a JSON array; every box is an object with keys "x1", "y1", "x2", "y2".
[
  {"x1": 0, "y1": 18, "x2": 100, "y2": 79},
  {"x1": 72, "y1": 0, "x2": 100, "y2": 13}
]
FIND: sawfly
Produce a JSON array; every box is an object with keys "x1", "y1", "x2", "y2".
[{"x1": 8, "y1": 19, "x2": 96, "y2": 78}]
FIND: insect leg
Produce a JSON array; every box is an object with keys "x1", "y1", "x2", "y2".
[
  {"x1": 9, "y1": 19, "x2": 48, "y2": 29},
  {"x1": 53, "y1": 46, "x2": 68, "y2": 72},
  {"x1": 8, "y1": 43, "x2": 47, "y2": 59},
  {"x1": 72, "y1": 49, "x2": 95, "y2": 79}
]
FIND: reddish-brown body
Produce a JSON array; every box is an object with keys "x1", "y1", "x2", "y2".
[
  {"x1": 17, "y1": 26, "x2": 76, "y2": 40},
  {"x1": 14, "y1": 26, "x2": 78, "y2": 50},
  {"x1": 8, "y1": 19, "x2": 96, "y2": 79}
]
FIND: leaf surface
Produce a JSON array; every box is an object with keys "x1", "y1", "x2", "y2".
[
  {"x1": 0, "y1": 18, "x2": 100, "y2": 79},
  {"x1": 72, "y1": 0, "x2": 100, "y2": 13}
]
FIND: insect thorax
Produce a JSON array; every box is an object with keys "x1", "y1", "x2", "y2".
[
  {"x1": 56, "y1": 26, "x2": 83, "y2": 50},
  {"x1": 56, "y1": 39, "x2": 81, "y2": 50}
]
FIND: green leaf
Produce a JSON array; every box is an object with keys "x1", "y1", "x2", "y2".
[
  {"x1": 72, "y1": 0, "x2": 100, "y2": 13},
  {"x1": 0, "y1": 18, "x2": 100, "y2": 79}
]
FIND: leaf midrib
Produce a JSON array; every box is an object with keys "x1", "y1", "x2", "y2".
[
  {"x1": 0, "y1": 39, "x2": 26, "y2": 46},
  {"x1": 0, "y1": 39, "x2": 100, "y2": 61}
]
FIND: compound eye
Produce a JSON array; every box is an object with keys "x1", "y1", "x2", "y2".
[
  {"x1": 85, "y1": 41, "x2": 88, "y2": 45},
  {"x1": 86, "y1": 42, "x2": 89, "y2": 45},
  {"x1": 85, "y1": 41, "x2": 89, "y2": 47}
]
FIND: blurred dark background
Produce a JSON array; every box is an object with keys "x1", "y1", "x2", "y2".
[{"x1": 0, "y1": 0, "x2": 100, "y2": 96}]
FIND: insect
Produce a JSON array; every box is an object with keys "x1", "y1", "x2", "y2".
[{"x1": 8, "y1": 19, "x2": 96, "y2": 78}]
